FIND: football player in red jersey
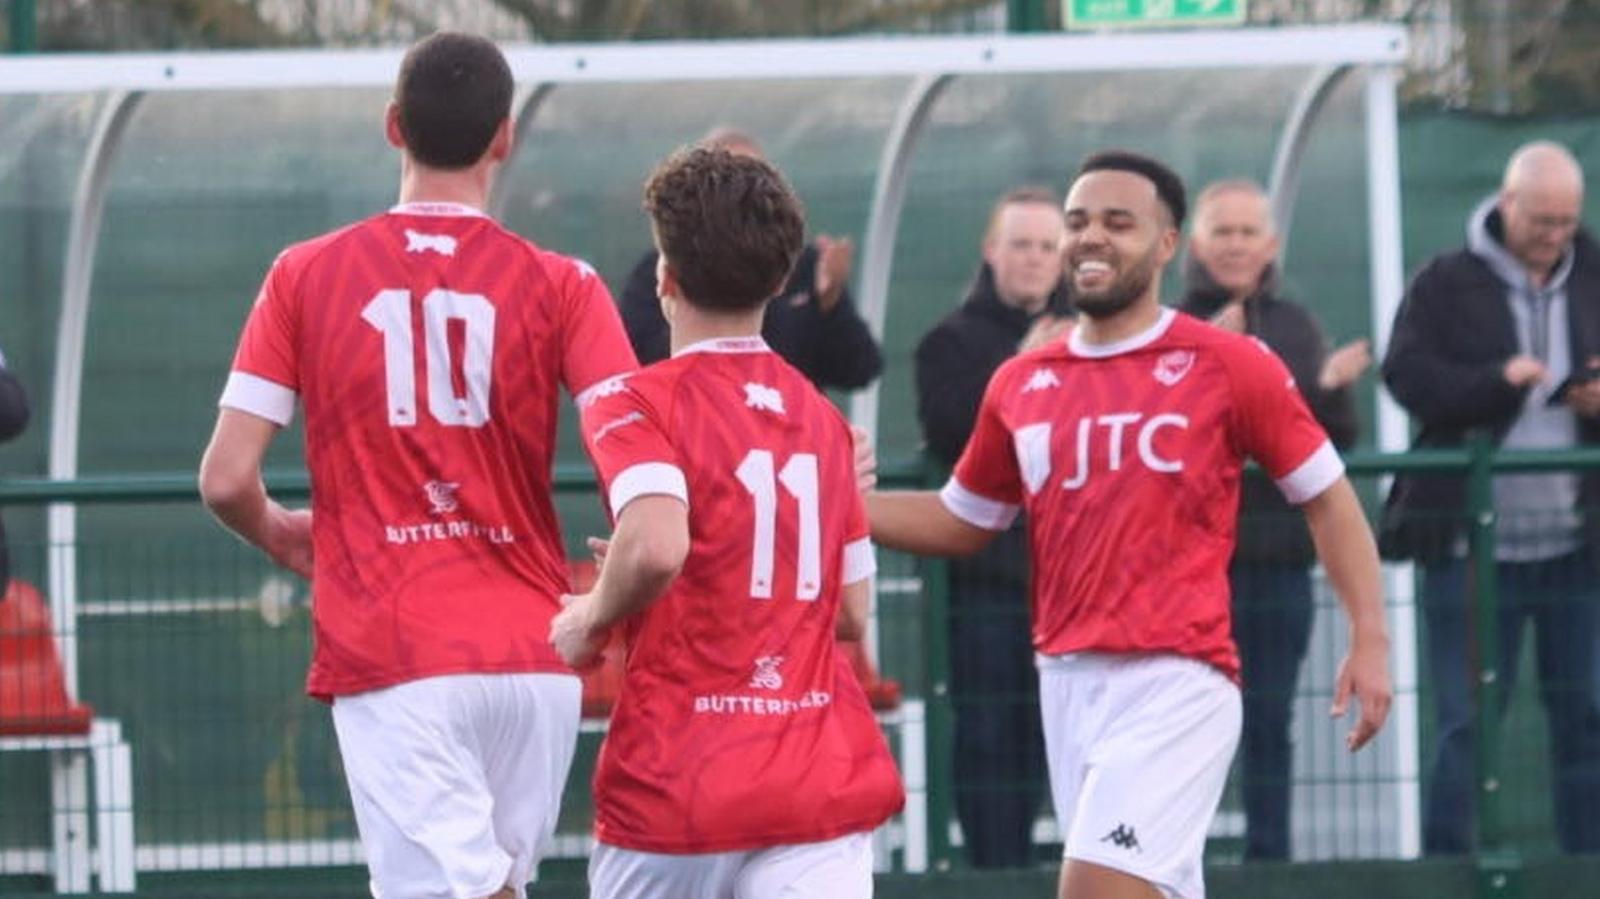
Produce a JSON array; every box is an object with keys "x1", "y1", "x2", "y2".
[
  {"x1": 866, "y1": 150, "x2": 1392, "y2": 899},
  {"x1": 199, "y1": 32, "x2": 637, "y2": 899},
  {"x1": 550, "y1": 146, "x2": 903, "y2": 899}
]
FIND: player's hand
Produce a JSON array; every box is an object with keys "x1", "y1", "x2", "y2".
[
  {"x1": 851, "y1": 425, "x2": 877, "y2": 494},
  {"x1": 1566, "y1": 356, "x2": 1600, "y2": 417},
  {"x1": 1018, "y1": 314, "x2": 1073, "y2": 354},
  {"x1": 814, "y1": 235, "x2": 854, "y2": 313},
  {"x1": 550, "y1": 592, "x2": 608, "y2": 672},
  {"x1": 263, "y1": 505, "x2": 313, "y2": 580},
  {"x1": 1331, "y1": 631, "x2": 1392, "y2": 752},
  {"x1": 586, "y1": 536, "x2": 610, "y2": 573},
  {"x1": 1503, "y1": 354, "x2": 1548, "y2": 388},
  {"x1": 1318, "y1": 338, "x2": 1372, "y2": 391},
  {"x1": 1210, "y1": 302, "x2": 1247, "y2": 334}
]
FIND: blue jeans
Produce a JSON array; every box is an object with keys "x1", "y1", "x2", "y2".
[
  {"x1": 1421, "y1": 550, "x2": 1600, "y2": 855},
  {"x1": 947, "y1": 581, "x2": 1045, "y2": 868},
  {"x1": 1231, "y1": 562, "x2": 1315, "y2": 861}
]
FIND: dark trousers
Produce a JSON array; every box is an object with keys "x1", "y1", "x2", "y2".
[
  {"x1": 1231, "y1": 562, "x2": 1315, "y2": 861},
  {"x1": 948, "y1": 581, "x2": 1045, "y2": 868},
  {"x1": 1420, "y1": 550, "x2": 1600, "y2": 855}
]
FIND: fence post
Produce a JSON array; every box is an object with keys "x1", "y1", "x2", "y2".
[
  {"x1": 6, "y1": 0, "x2": 35, "y2": 53},
  {"x1": 1467, "y1": 434, "x2": 1519, "y2": 898}
]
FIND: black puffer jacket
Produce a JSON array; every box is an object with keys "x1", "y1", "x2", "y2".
[
  {"x1": 0, "y1": 358, "x2": 29, "y2": 591},
  {"x1": 1179, "y1": 259, "x2": 1359, "y2": 564},
  {"x1": 617, "y1": 245, "x2": 883, "y2": 391},
  {"x1": 916, "y1": 264, "x2": 1071, "y2": 589},
  {"x1": 1380, "y1": 217, "x2": 1600, "y2": 562}
]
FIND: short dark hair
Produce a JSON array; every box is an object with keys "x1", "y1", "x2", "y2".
[
  {"x1": 394, "y1": 32, "x2": 513, "y2": 170},
  {"x1": 644, "y1": 146, "x2": 806, "y2": 313},
  {"x1": 1076, "y1": 150, "x2": 1187, "y2": 229}
]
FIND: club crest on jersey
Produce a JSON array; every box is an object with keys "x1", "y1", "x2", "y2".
[
  {"x1": 404, "y1": 229, "x2": 457, "y2": 257},
  {"x1": 1022, "y1": 369, "x2": 1061, "y2": 393},
  {"x1": 744, "y1": 382, "x2": 786, "y2": 415},
  {"x1": 424, "y1": 480, "x2": 461, "y2": 515},
  {"x1": 750, "y1": 656, "x2": 785, "y2": 690},
  {"x1": 1153, "y1": 350, "x2": 1196, "y2": 386}
]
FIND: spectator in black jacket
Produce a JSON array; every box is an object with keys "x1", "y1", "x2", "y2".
[
  {"x1": 914, "y1": 187, "x2": 1070, "y2": 868},
  {"x1": 1382, "y1": 141, "x2": 1600, "y2": 855},
  {"x1": 0, "y1": 341, "x2": 29, "y2": 594},
  {"x1": 1179, "y1": 179, "x2": 1368, "y2": 861},
  {"x1": 615, "y1": 127, "x2": 882, "y2": 390}
]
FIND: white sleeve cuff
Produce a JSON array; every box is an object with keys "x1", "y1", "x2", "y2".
[
  {"x1": 609, "y1": 462, "x2": 688, "y2": 517},
  {"x1": 842, "y1": 537, "x2": 876, "y2": 585},
  {"x1": 219, "y1": 371, "x2": 297, "y2": 426},
  {"x1": 939, "y1": 478, "x2": 1020, "y2": 531},
  {"x1": 1275, "y1": 440, "x2": 1345, "y2": 505}
]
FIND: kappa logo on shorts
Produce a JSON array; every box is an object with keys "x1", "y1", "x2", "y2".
[{"x1": 1100, "y1": 823, "x2": 1142, "y2": 853}]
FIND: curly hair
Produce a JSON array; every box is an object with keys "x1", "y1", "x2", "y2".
[{"x1": 643, "y1": 146, "x2": 806, "y2": 313}]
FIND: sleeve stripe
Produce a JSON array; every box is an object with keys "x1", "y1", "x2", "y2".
[
  {"x1": 1275, "y1": 440, "x2": 1345, "y2": 505},
  {"x1": 609, "y1": 462, "x2": 688, "y2": 517},
  {"x1": 939, "y1": 478, "x2": 1020, "y2": 531},
  {"x1": 842, "y1": 537, "x2": 876, "y2": 585},
  {"x1": 219, "y1": 371, "x2": 297, "y2": 426}
]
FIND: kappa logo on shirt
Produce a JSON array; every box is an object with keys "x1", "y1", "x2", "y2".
[
  {"x1": 1022, "y1": 369, "x2": 1061, "y2": 393},
  {"x1": 1153, "y1": 350, "x2": 1196, "y2": 386},
  {"x1": 744, "y1": 382, "x2": 786, "y2": 415},
  {"x1": 574, "y1": 258, "x2": 597, "y2": 280},
  {"x1": 404, "y1": 229, "x2": 457, "y2": 257},
  {"x1": 578, "y1": 374, "x2": 631, "y2": 409},
  {"x1": 424, "y1": 480, "x2": 460, "y2": 516},
  {"x1": 750, "y1": 656, "x2": 785, "y2": 690}
]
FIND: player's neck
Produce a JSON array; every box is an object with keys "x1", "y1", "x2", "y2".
[
  {"x1": 1074, "y1": 294, "x2": 1163, "y2": 347},
  {"x1": 668, "y1": 303, "x2": 766, "y2": 356},
  {"x1": 396, "y1": 160, "x2": 493, "y2": 213}
]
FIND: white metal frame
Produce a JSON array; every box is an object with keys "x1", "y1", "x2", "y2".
[
  {"x1": 0, "y1": 23, "x2": 1413, "y2": 875},
  {"x1": 0, "y1": 719, "x2": 135, "y2": 893}
]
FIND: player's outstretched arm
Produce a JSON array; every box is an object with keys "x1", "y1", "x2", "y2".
[
  {"x1": 867, "y1": 491, "x2": 995, "y2": 558},
  {"x1": 551, "y1": 495, "x2": 688, "y2": 669},
  {"x1": 198, "y1": 408, "x2": 312, "y2": 579},
  {"x1": 1302, "y1": 476, "x2": 1392, "y2": 752}
]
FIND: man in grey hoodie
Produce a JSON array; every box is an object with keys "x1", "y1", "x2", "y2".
[{"x1": 1383, "y1": 141, "x2": 1600, "y2": 855}]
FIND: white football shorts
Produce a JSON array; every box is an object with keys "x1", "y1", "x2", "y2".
[
  {"x1": 1038, "y1": 651, "x2": 1241, "y2": 899},
  {"x1": 588, "y1": 830, "x2": 874, "y2": 899},
  {"x1": 331, "y1": 672, "x2": 582, "y2": 899}
]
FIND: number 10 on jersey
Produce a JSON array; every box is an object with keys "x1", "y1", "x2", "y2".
[{"x1": 362, "y1": 288, "x2": 496, "y2": 427}]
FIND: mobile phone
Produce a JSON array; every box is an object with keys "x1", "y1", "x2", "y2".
[{"x1": 1548, "y1": 364, "x2": 1600, "y2": 405}]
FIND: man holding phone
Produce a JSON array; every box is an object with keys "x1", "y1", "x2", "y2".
[{"x1": 1382, "y1": 141, "x2": 1600, "y2": 855}]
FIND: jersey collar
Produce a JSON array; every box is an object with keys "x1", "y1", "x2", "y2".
[
  {"x1": 388, "y1": 201, "x2": 487, "y2": 218},
  {"x1": 1068, "y1": 307, "x2": 1176, "y2": 358},
  {"x1": 673, "y1": 336, "x2": 772, "y2": 357}
]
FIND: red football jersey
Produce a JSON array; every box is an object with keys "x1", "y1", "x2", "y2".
[
  {"x1": 579, "y1": 337, "x2": 904, "y2": 853},
  {"x1": 221, "y1": 202, "x2": 637, "y2": 700},
  {"x1": 948, "y1": 309, "x2": 1342, "y2": 680}
]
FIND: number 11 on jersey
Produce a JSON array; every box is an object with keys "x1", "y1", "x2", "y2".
[{"x1": 736, "y1": 450, "x2": 821, "y2": 601}]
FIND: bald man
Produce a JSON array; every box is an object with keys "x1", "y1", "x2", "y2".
[
  {"x1": 1383, "y1": 141, "x2": 1600, "y2": 855},
  {"x1": 1179, "y1": 180, "x2": 1368, "y2": 860}
]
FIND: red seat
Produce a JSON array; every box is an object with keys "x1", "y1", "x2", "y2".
[
  {"x1": 0, "y1": 580, "x2": 93, "y2": 736},
  {"x1": 566, "y1": 560, "x2": 902, "y2": 717}
]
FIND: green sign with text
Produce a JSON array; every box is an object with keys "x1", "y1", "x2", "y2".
[{"x1": 1065, "y1": 0, "x2": 1246, "y2": 30}]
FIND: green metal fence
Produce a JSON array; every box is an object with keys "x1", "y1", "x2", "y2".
[{"x1": 2, "y1": 446, "x2": 1600, "y2": 897}]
